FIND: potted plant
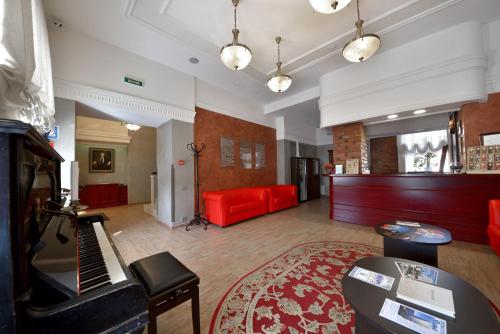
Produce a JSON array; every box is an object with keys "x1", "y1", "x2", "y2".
[{"x1": 413, "y1": 152, "x2": 437, "y2": 171}]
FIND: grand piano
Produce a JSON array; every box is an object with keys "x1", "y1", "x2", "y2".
[{"x1": 0, "y1": 120, "x2": 148, "y2": 333}]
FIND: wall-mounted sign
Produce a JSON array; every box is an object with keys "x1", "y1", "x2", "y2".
[
  {"x1": 47, "y1": 126, "x2": 59, "y2": 140},
  {"x1": 220, "y1": 136, "x2": 234, "y2": 167},
  {"x1": 124, "y1": 76, "x2": 144, "y2": 87},
  {"x1": 255, "y1": 143, "x2": 265, "y2": 169}
]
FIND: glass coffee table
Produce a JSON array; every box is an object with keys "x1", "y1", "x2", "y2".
[{"x1": 375, "y1": 222, "x2": 452, "y2": 267}]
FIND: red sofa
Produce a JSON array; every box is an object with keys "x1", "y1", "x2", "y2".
[
  {"x1": 488, "y1": 199, "x2": 500, "y2": 256},
  {"x1": 203, "y1": 187, "x2": 268, "y2": 227},
  {"x1": 266, "y1": 185, "x2": 298, "y2": 213}
]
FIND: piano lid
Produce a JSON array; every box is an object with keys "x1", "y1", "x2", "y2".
[{"x1": 31, "y1": 216, "x2": 78, "y2": 297}]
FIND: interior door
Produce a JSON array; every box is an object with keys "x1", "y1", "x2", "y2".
[{"x1": 298, "y1": 158, "x2": 308, "y2": 202}]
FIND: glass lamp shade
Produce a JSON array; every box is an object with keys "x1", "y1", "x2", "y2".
[
  {"x1": 220, "y1": 43, "x2": 252, "y2": 70},
  {"x1": 125, "y1": 123, "x2": 141, "y2": 131},
  {"x1": 267, "y1": 74, "x2": 292, "y2": 93},
  {"x1": 342, "y1": 34, "x2": 381, "y2": 63},
  {"x1": 309, "y1": 0, "x2": 351, "y2": 14}
]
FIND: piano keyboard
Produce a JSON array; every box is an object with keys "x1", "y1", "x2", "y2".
[{"x1": 78, "y1": 222, "x2": 127, "y2": 294}]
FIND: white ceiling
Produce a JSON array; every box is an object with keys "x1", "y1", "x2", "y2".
[{"x1": 44, "y1": 0, "x2": 500, "y2": 107}]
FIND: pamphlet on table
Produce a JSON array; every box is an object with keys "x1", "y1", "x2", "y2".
[
  {"x1": 396, "y1": 221, "x2": 421, "y2": 227},
  {"x1": 348, "y1": 266, "x2": 394, "y2": 290},
  {"x1": 395, "y1": 261, "x2": 439, "y2": 285},
  {"x1": 397, "y1": 277, "x2": 455, "y2": 318},
  {"x1": 379, "y1": 298, "x2": 447, "y2": 334}
]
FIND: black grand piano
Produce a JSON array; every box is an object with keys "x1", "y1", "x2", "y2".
[{"x1": 0, "y1": 120, "x2": 148, "y2": 333}]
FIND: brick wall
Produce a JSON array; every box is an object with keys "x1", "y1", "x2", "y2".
[
  {"x1": 194, "y1": 107, "x2": 277, "y2": 211},
  {"x1": 332, "y1": 122, "x2": 368, "y2": 173},
  {"x1": 370, "y1": 136, "x2": 399, "y2": 174},
  {"x1": 458, "y1": 92, "x2": 500, "y2": 147}
]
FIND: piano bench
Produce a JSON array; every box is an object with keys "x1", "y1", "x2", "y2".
[{"x1": 129, "y1": 252, "x2": 200, "y2": 334}]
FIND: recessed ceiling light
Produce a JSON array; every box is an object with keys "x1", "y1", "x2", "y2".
[
  {"x1": 413, "y1": 109, "x2": 427, "y2": 115},
  {"x1": 387, "y1": 114, "x2": 398, "y2": 119},
  {"x1": 189, "y1": 57, "x2": 199, "y2": 64}
]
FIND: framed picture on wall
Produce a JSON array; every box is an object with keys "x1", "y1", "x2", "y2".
[
  {"x1": 240, "y1": 141, "x2": 252, "y2": 169},
  {"x1": 255, "y1": 143, "x2": 266, "y2": 169},
  {"x1": 480, "y1": 132, "x2": 500, "y2": 146},
  {"x1": 89, "y1": 148, "x2": 115, "y2": 173}
]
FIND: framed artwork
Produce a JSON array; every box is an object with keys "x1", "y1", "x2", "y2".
[
  {"x1": 220, "y1": 136, "x2": 235, "y2": 167},
  {"x1": 89, "y1": 148, "x2": 115, "y2": 173},
  {"x1": 346, "y1": 159, "x2": 360, "y2": 174},
  {"x1": 255, "y1": 143, "x2": 266, "y2": 169},
  {"x1": 480, "y1": 132, "x2": 500, "y2": 146},
  {"x1": 240, "y1": 141, "x2": 252, "y2": 169}
]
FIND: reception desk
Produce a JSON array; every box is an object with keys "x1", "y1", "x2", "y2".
[{"x1": 328, "y1": 174, "x2": 500, "y2": 244}]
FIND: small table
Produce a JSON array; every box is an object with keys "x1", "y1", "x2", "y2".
[
  {"x1": 375, "y1": 222, "x2": 452, "y2": 267},
  {"x1": 342, "y1": 257, "x2": 499, "y2": 334}
]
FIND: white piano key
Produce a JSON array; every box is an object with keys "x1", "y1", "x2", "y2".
[{"x1": 91, "y1": 222, "x2": 127, "y2": 284}]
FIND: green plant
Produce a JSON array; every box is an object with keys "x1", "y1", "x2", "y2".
[{"x1": 413, "y1": 151, "x2": 437, "y2": 169}]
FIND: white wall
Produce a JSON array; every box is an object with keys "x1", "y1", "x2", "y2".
[
  {"x1": 195, "y1": 79, "x2": 275, "y2": 128},
  {"x1": 49, "y1": 26, "x2": 195, "y2": 112},
  {"x1": 484, "y1": 19, "x2": 500, "y2": 93},
  {"x1": 319, "y1": 21, "x2": 489, "y2": 127},
  {"x1": 53, "y1": 98, "x2": 75, "y2": 190}
]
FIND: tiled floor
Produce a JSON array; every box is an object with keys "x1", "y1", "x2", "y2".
[{"x1": 90, "y1": 197, "x2": 500, "y2": 333}]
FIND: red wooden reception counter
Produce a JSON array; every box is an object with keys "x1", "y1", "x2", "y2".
[{"x1": 327, "y1": 174, "x2": 500, "y2": 244}]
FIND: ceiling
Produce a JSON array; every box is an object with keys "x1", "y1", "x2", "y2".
[{"x1": 44, "y1": 0, "x2": 500, "y2": 107}]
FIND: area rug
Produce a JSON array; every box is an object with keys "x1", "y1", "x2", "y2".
[{"x1": 209, "y1": 241, "x2": 381, "y2": 334}]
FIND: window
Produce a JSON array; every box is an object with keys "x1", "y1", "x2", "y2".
[{"x1": 397, "y1": 130, "x2": 449, "y2": 173}]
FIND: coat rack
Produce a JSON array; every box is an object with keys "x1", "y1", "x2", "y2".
[{"x1": 185, "y1": 142, "x2": 209, "y2": 231}]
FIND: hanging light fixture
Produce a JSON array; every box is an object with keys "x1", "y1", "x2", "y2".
[
  {"x1": 342, "y1": 0, "x2": 381, "y2": 63},
  {"x1": 267, "y1": 37, "x2": 292, "y2": 93},
  {"x1": 309, "y1": 0, "x2": 352, "y2": 14},
  {"x1": 124, "y1": 123, "x2": 141, "y2": 131},
  {"x1": 220, "y1": 0, "x2": 252, "y2": 71}
]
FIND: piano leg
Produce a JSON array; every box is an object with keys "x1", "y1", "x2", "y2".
[
  {"x1": 148, "y1": 314, "x2": 157, "y2": 334},
  {"x1": 191, "y1": 286, "x2": 200, "y2": 334}
]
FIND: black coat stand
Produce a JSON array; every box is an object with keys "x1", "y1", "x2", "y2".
[{"x1": 185, "y1": 143, "x2": 209, "y2": 231}]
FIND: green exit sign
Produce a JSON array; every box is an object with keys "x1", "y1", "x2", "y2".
[{"x1": 124, "y1": 76, "x2": 143, "y2": 87}]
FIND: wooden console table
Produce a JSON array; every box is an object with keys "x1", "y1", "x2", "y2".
[{"x1": 79, "y1": 183, "x2": 128, "y2": 209}]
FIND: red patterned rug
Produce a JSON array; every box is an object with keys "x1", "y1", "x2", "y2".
[{"x1": 209, "y1": 241, "x2": 380, "y2": 334}]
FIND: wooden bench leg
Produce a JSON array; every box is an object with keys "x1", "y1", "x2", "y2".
[
  {"x1": 191, "y1": 286, "x2": 200, "y2": 334},
  {"x1": 148, "y1": 313, "x2": 157, "y2": 334}
]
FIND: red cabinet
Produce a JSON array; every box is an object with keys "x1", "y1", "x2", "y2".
[{"x1": 79, "y1": 184, "x2": 128, "y2": 209}]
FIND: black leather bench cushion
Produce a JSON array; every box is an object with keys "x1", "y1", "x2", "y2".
[{"x1": 130, "y1": 252, "x2": 197, "y2": 296}]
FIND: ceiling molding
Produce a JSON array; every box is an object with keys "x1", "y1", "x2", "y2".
[
  {"x1": 54, "y1": 78, "x2": 196, "y2": 124},
  {"x1": 319, "y1": 54, "x2": 488, "y2": 108},
  {"x1": 160, "y1": 0, "x2": 173, "y2": 15},
  {"x1": 281, "y1": 0, "x2": 465, "y2": 77},
  {"x1": 124, "y1": 0, "x2": 265, "y2": 82}
]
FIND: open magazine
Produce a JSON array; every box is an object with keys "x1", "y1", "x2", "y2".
[
  {"x1": 379, "y1": 298, "x2": 447, "y2": 334},
  {"x1": 395, "y1": 261, "x2": 438, "y2": 285}
]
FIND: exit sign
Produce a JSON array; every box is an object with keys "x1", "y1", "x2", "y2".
[{"x1": 124, "y1": 76, "x2": 143, "y2": 87}]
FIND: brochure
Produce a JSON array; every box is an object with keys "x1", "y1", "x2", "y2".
[
  {"x1": 379, "y1": 298, "x2": 447, "y2": 334},
  {"x1": 395, "y1": 261, "x2": 439, "y2": 285},
  {"x1": 348, "y1": 266, "x2": 394, "y2": 290},
  {"x1": 396, "y1": 221, "x2": 421, "y2": 227},
  {"x1": 397, "y1": 277, "x2": 455, "y2": 318}
]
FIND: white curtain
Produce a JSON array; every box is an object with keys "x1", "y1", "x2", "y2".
[
  {"x1": 399, "y1": 130, "x2": 448, "y2": 154},
  {"x1": 0, "y1": 0, "x2": 55, "y2": 134},
  {"x1": 397, "y1": 129, "x2": 449, "y2": 173}
]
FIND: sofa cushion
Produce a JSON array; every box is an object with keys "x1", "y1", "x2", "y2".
[
  {"x1": 229, "y1": 201, "x2": 262, "y2": 214},
  {"x1": 274, "y1": 196, "x2": 294, "y2": 205}
]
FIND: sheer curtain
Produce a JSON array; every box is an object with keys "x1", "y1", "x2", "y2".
[
  {"x1": 0, "y1": 0, "x2": 55, "y2": 134},
  {"x1": 397, "y1": 130, "x2": 449, "y2": 173}
]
